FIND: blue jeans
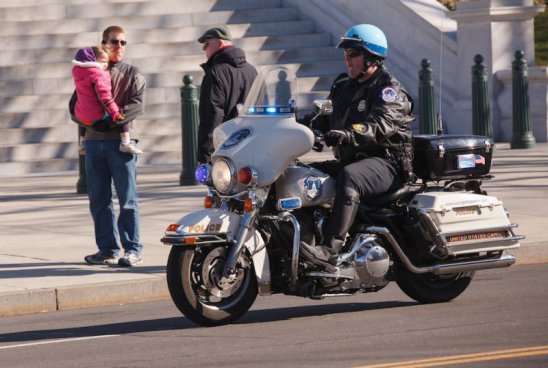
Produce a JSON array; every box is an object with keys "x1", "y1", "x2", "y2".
[{"x1": 84, "y1": 140, "x2": 142, "y2": 257}]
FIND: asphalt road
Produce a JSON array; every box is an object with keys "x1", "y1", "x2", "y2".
[{"x1": 0, "y1": 264, "x2": 547, "y2": 368}]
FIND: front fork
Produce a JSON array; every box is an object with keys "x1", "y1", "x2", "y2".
[{"x1": 222, "y1": 208, "x2": 260, "y2": 277}]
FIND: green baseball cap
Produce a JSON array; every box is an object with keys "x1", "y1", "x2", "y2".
[{"x1": 197, "y1": 25, "x2": 232, "y2": 43}]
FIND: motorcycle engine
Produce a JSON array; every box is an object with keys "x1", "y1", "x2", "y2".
[{"x1": 349, "y1": 234, "x2": 390, "y2": 288}]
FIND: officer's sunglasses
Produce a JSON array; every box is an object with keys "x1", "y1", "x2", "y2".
[
  {"x1": 108, "y1": 39, "x2": 127, "y2": 46},
  {"x1": 344, "y1": 49, "x2": 363, "y2": 58}
]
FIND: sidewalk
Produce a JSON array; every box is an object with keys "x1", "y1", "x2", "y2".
[{"x1": 1, "y1": 144, "x2": 547, "y2": 317}]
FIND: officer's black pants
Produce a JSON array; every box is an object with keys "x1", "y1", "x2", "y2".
[{"x1": 311, "y1": 157, "x2": 401, "y2": 244}]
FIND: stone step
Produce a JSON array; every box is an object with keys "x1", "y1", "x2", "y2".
[
  {"x1": 0, "y1": 0, "x2": 282, "y2": 22},
  {"x1": 0, "y1": 38, "x2": 336, "y2": 69},
  {"x1": 0, "y1": 142, "x2": 78, "y2": 163},
  {"x1": 0, "y1": 158, "x2": 79, "y2": 177},
  {"x1": 0, "y1": 65, "x2": 340, "y2": 115},
  {"x1": 0, "y1": 7, "x2": 300, "y2": 37},
  {"x1": 0, "y1": 33, "x2": 334, "y2": 76},
  {"x1": 0, "y1": 138, "x2": 185, "y2": 164},
  {"x1": 0, "y1": 53, "x2": 339, "y2": 98},
  {"x1": 1, "y1": 126, "x2": 75, "y2": 145},
  {"x1": 0, "y1": 0, "x2": 150, "y2": 7},
  {"x1": 3, "y1": 20, "x2": 316, "y2": 51},
  {"x1": 0, "y1": 55, "x2": 344, "y2": 87},
  {"x1": 0, "y1": 110, "x2": 71, "y2": 129}
]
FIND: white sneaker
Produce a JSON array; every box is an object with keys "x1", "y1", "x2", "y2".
[
  {"x1": 118, "y1": 253, "x2": 142, "y2": 267},
  {"x1": 120, "y1": 143, "x2": 143, "y2": 155}
]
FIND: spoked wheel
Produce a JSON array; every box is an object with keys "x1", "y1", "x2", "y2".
[
  {"x1": 167, "y1": 245, "x2": 258, "y2": 326},
  {"x1": 396, "y1": 270, "x2": 474, "y2": 303}
]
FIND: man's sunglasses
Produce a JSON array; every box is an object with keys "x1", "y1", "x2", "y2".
[
  {"x1": 344, "y1": 49, "x2": 363, "y2": 58},
  {"x1": 108, "y1": 39, "x2": 127, "y2": 46}
]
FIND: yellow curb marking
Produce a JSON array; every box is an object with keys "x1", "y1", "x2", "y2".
[{"x1": 354, "y1": 345, "x2": 548, "y2": 368}]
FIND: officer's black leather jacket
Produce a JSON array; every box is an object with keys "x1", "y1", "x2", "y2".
[{"x1": 315, "y1": 67, "x2": 415, "y2": 171}]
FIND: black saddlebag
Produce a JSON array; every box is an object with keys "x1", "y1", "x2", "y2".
[{"x1": 412, "y1": 135, "x2": 494, "y2": 181}]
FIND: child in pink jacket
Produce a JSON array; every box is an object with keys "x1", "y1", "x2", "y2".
[{"x1": 72, "y1": 46, "x2": 142, "y2": 155}]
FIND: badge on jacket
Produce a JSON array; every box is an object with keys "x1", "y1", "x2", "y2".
[
  {"x1": 357, "y1": 100, "x2": 366, "y2": 112},
  {"x1": 381, "y1": 87, "x2": 398, "y2": 102},
  {"x1": 352, "y1": 124, "x2": 365, "y2": 134}
]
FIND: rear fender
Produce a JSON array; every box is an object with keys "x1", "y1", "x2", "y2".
[{"x1": 162, "y1": 208, "x2": 271, "y2": 294}]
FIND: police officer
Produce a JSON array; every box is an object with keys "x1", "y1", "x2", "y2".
[{"x1": 300, "y1": 24, "x2": 415, "y2": 267}]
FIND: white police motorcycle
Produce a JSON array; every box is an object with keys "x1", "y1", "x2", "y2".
[{"x1": 162, "y1": 67, "x2": 522, "y2": 326}]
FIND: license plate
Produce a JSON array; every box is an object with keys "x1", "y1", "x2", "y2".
[{"x1": 457, "y1": 154, "x2": 476, "y2": 169}]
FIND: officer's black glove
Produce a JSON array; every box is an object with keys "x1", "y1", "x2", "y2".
[{"x1": 324, "y1": 129, "x2": 352, "y2": 147}]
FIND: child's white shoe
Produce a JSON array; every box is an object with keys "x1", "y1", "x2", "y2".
[{"x1": 120, "y1": 143, "x2": 143, "y2": 155}]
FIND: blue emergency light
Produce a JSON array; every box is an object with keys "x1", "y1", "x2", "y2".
[
  {"x1": 195, "y1": 164, "x2": 210, "y2": 185},
  {"x1": 246, "y1": 106, "x2": 295, "y2": 115}
]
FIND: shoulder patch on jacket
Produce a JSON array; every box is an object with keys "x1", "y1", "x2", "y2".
[{"x1": 381, "y1": 87, "x2": 398, "y2": 102}]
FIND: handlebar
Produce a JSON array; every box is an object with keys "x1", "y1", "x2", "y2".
[{"x1": 312, "y1": 130, "x2": 325, "y2": 152}]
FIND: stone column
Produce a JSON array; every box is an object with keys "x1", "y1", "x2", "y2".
[{"x1": 447, "y1": 0, "x2": 543, "y2": 140}]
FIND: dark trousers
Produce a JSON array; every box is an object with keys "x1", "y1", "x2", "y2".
[{"x1": 311, "y1": 157, "x2": 401, "y2": 243}]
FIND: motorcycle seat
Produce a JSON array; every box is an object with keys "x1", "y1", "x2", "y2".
[{"x1": 360, "y1": 185, "x2": 411, "y2": 210}]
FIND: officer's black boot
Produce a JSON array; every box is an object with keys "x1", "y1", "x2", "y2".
[{"x1": 300, "y1": 187, "x2": 360, "y2": 266}]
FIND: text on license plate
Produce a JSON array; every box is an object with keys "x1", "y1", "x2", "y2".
[{"x1": 447, "y1": 231, "x2": 507, "y2": 242}]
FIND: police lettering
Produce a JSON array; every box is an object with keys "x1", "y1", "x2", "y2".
[{"x1": 188, "y1": 223, "x2": 222, "y2": 233}]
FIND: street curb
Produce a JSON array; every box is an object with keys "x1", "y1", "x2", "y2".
[
  {"x1": 56, "y1": 277, "x2": 169, "y2": 311},
  {"x1": 0, "y1": 289, "x2": 57, "y2": 317},
  {"x1": 0, "y1": 277, "x2": 169, "y2": 317}
]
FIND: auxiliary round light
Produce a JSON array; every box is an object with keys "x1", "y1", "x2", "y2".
[{"x1": 238, "y1": 167, "x2": 253, "y2": 185}]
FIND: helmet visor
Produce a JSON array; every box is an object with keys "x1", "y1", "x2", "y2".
[{"x1": 336, "y1": 37, "x2": 364, "y2": 50}]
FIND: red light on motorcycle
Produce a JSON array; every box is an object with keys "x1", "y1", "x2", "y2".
[
  {"x1": 244, "y1": 198, "x2": 254, "y2": 213},
  {"x1": 204, "y1": 196, "x2": 213, "y2": 208},
  {"x1": 238, "y1": 167, "x2": 253, "y2": 185},
  {"x1": 184, "y1": 237, "x2": 197, "y2": 245},
  {"x1": 166, "y1": 224, "x2": 179, "y2": 232}
]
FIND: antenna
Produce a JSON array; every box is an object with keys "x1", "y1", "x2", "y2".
[{"x1": 437, "y1": 17, "x2": 444, "y2": 136}]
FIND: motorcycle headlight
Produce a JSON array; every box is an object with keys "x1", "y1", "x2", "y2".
[{"x1": 212, "y1": 158, "x2": 236, "y2": 194}]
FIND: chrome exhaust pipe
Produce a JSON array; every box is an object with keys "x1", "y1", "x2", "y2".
[
  {"x1": 366, "y1": 226, "x2": 517, "y2": 275},
  {"x1": 432, "y1": 253, "x2": 516, "y2": 275}
]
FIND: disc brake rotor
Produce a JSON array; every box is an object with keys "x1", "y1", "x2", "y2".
[{"x1": 201, "y1": 247, "x2": 245, "y2": 298}]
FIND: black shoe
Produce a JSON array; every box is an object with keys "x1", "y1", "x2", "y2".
[{"x1": 300, "y1": 242, "x2": 339, "y2": 266}]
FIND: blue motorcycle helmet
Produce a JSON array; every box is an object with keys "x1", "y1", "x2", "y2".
[{"x1": 337, "y1": 24, "x2": 388, "y2": 60}]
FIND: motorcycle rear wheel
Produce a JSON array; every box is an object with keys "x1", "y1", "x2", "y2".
[
  {"x1": 167, "y1": 245, "x2": 258, "y2": 326},
  {"x1": 396, "y1": 270, "x2": 474, "y2": 303}
]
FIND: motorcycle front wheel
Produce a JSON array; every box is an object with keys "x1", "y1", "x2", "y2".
[
  {"x1": 396, "y1": 270, "x2": 474, "y2": 303},
  {"x1": 167, "y1": 245, "x2": 258, "y2": 326}
]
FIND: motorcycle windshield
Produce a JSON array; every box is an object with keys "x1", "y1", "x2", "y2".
[
  {"x1": 242, "y1": 66, "x2": 299, "y2": 116},
  {"x1": 212, "y1": 67, "x2": 314, "y2": 188}
]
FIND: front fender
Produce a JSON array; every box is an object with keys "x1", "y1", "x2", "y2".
[
  {"x1": 161, "y1": 208, "x2": 271, "y2": 295},
  {"x1": 163, "y1": 208, "x2": 241, "y2": 242}
]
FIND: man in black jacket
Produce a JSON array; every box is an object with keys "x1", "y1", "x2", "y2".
[
  {"x1": 300, "y1": 24, "x2": 415, "y2": 268},
  {"x1": 196, "y1": 25, "x2": 258, "y2": 164}
]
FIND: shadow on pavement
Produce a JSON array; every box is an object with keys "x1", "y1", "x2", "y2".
[
  {"x1": 0, "y1": 300, "x2": 417, "y2": 343},
  {"x1": 0, "y1": 262, "x2": 165, "y2": 278}
]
